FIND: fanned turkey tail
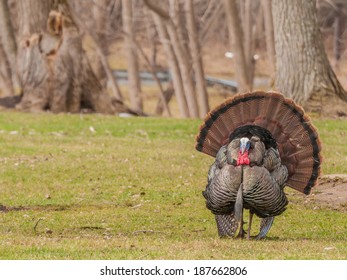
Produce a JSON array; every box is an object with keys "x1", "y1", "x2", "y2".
[{"x1": 196, "y1": 91, "x2": 322, "y2": 194}]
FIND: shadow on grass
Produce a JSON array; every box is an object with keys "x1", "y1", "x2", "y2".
[{"x1": 0, "y1": 203, "x2": 72, "y2": 213}]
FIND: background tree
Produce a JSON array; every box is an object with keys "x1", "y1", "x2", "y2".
[
  {"x1": 68, "y1": 0, "x2": 123, "y2": 101},
  {"x1": 152, "y1": 12, "x2": 189, "y2": 118},
  {"x1": 261, "y1": 0, "x2": 275, "y2": 72},
  {"x1": 15, "y1": 0, "x2": 130, "y2": 114},
  {"x1": 185, "y1": 0, "x2": 209, "y2": 117},
  {"x1": 122, "y1": 0, "x2": 143, "y2": 114},
  {"x1": 0, "y1": 0, "x2": 18, "y2": 96},
  {"x1": 223, "y1": 0, "x2": 251, "y2": 92},
  {"x1": 272, "y1": 0, "x2": 347, "y2": 110},
  {"x1": 0, "y1": 0, "x2": 346, "y2": 117},
  {"x1": 144, "y1": 0, "x2": 200, "y2": 118},
  {"x1": 0, "y1": 43, "x2": 14, "y2": 97}
]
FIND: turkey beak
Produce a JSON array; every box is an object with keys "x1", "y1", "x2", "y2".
[
  {"x1": 240, "y1": 141, "x2": 250, "y2": 154},
  {"x1": 239, "y1": 138, "x2": 250, "y2": 154},
  {"x1": 240, "y1": 144, "x2": 246, "y2": 154}
]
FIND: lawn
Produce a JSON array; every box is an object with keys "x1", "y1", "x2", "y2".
[{"x1": 0, "y1": 112, "x2": 346, "y2": 259}]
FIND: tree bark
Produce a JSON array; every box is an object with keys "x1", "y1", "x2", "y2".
[
  {"x1": 272, "y1": 0, "x2": 347, "y2": 105},
  {"x1": 132, "y1": 35, "x2": 171, "y2": 117},
  {"x1": 166, "y1": 0, "x2": 198, "y2": 118},
  {"x1": 17, "y1": 0, "x2": 53, "y2": 36},
  {"x1": 166, "y1": 16, "x2": 199, "y2": 118},
  {"x1": 155, "y1": 83, "x2": 174, "y2": 116},
  {"x1": 333, "y1": 4, "x2": 345, "y2": 69},
  {"x1": 0, "y1": 43, "x2": 14, "y2": 96},
  {"x1": 122, "y1": 0, "x2": 143, "y2": 113},
  {"x1": 169, "y1": 0, "x2": 190, "y2": 63},
  {"x1": 200, "y1": 1, "x2": 223, "y2": 45},
  {"x1": 223, "y1": 0, "x2": 251, "y2": 92},
  {"x1": 91, "y1": 0, "x2": 110, "y2": 88},
  {"x1": 144, "y1": 0, "x2": 199, "y2": 118},
  {"x1": 0, "y1": 0, "x2": 18, "y2": 94},
  {"x1": 16, "y1": 0, "x2": 53, "y2": 111},
  {"x1": 67, "y1": 2, "x2": 124, "y2": 102},
  {"x1": 152, "y1": 13, "x2": 189, "y2": 118},
  {"x1": 261, "y1": 0, "x2": 275, "y2": 72},
  {"x1": 243, "y1": 0, "x2": 253, "y2": 86},
  {"x1": 185, "y1": 0, "x2": 209, "y2": 118},
  {"x1": 144, "y1": 8, "x2": 158, "y2": 67},
  {"x1": 15, "y1": 2, "x2": 121, "y2": 114},
  {"x1": 93, "y1": 42, "x2": 124, "y2": 102}
]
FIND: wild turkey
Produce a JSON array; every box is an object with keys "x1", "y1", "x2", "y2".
[{"x1": 195, "y1": 91, "x2": 322, "y2": 239}]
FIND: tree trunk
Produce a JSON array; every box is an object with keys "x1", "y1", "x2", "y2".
[
  {"x1": 155, "y1": 83, "x2": 174, "y2": 116},
  {"x1": 261, "y1": 0, "x2": 275, "y2": 72},
  {"x1": 67, "y1": 1, "x2": 124, "y2": 102},
  {"x1": 15, "y1": 1, "x2": 121, "y2": 114},
  {"x1": 166, "y1": 0, "x2": 198, "y2": 118},
  {"x1": 166, "y1": 18, "x2": 199, "y2": 118},
  {"x1": 223, "y1": 0, "x2": 251, "y2": 92},
  {"x1": 144, "y1": 8, "x2": 158, "y2": 67},
  {"x1": 200, "y1": 1, "x2": 223, "y2": 45},
  {"x1": 243, "y1": 0, "x2": 253, "y2": 86},
  {"x1": 185, "y1": 0, "x2": 209, "y2": 117},
  {"x1": 169, "y1": 0, "x2": 189, "y2": 61},
  {"x1": 0, "y1": 43, "x2": 14, "y2": 96},
  {"x1": 333, "y1": 4, "x2": 345, "y2": 69},
  {"x1": 132, "y1": 34, "x2": 171, "y2": 117},
  {"x1": 17, "y1": 0, "x2": 53, "y2": 36},
  {"x1": 272, "y1": 0, "x2": 347, "y2": 105},
  {"x1": 0, "y1": 0, "x2": 18, "y2": 94},
  {"x1": 152, "y1": 13, "x2": 189, "y2": 118},
  {"x1": 16, "y1": 0, "x2": 53, "y2": 111},
  {"x1": 144, "y1": 0, "x2": 199, "y2": 118},
  {"x1": 122, "y1": 0, "x2": 143, "y2": 113},
  {"x1": 91, "y1": 0, "x2": 110, "y2": 88}
]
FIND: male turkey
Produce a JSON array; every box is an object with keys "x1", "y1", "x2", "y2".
[{"x1": 195, "y1": 91, "x2": 322, "y2": 239}]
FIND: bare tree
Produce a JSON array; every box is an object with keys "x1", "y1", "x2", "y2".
[
  {"x1": 332, "y1": 2, "x2": 345, "y2": 69},
  {"x1": 185, "y1": 0, "x2": 209, "y2": 117},
  {"x1": 144, "y1": 0, "x2": 199, "y2": 118},
  {"x1": 0, "y1": 0, "x2": 18, "y2": 95},
  {"x1": 223, "y1": 0, "x2": 251, "y2": 92},
  {"x1": 242, "y1": 0, "x2": 254, "y2": 85},
  {"x1": 199, "y1": 1, "x2": 224, "y2": 45},
  {"x1": 152, "y1": 12, "x2": 189, "y2": 118},
  {"x1": 0, "y1": 43, "x2": 14, "y2": 96},
  {"x1": 68, "y1": 0, "x2": 124, "y2": 102},
  {"x1": 15, "y1": 0, "x2": 126, "y2": 114},
  {"x1": 16, "y1": 0, "x2": 54, "y2": 111},
  {"x1": 91, "y1": 0, "x2": 109, "y2": 87},
  {"x1": 166, "y1": 0, "x2": 199, "y2": 118},
  {"x1": 272, "y1": 0, "x2": 347, "y2": 106},
  {"x1": 131, "y1": 34, "x2": 171, "y2": 116},
  {"x1": 122, "y1": 0, "x2": 143, "y2": 113},
  {"x1": 261, "y1": 0, "x2": 275, "y2": 72}
]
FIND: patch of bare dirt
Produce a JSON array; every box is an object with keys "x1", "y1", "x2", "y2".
[{"x1": 306, "y1": 174, "x2": 347, "y2": 211}]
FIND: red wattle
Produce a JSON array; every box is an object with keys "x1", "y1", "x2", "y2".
[{"x1": 236, "y1": 151, "x2": 250, "y2": 165}]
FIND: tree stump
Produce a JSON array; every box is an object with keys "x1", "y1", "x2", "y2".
[{"x1": 15, "y1": 9, "x2": 126, "y2": 114}]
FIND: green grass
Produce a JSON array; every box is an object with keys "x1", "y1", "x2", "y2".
[{"x1": 0, "y1": 112, "x2": 346, "y2": 259}]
